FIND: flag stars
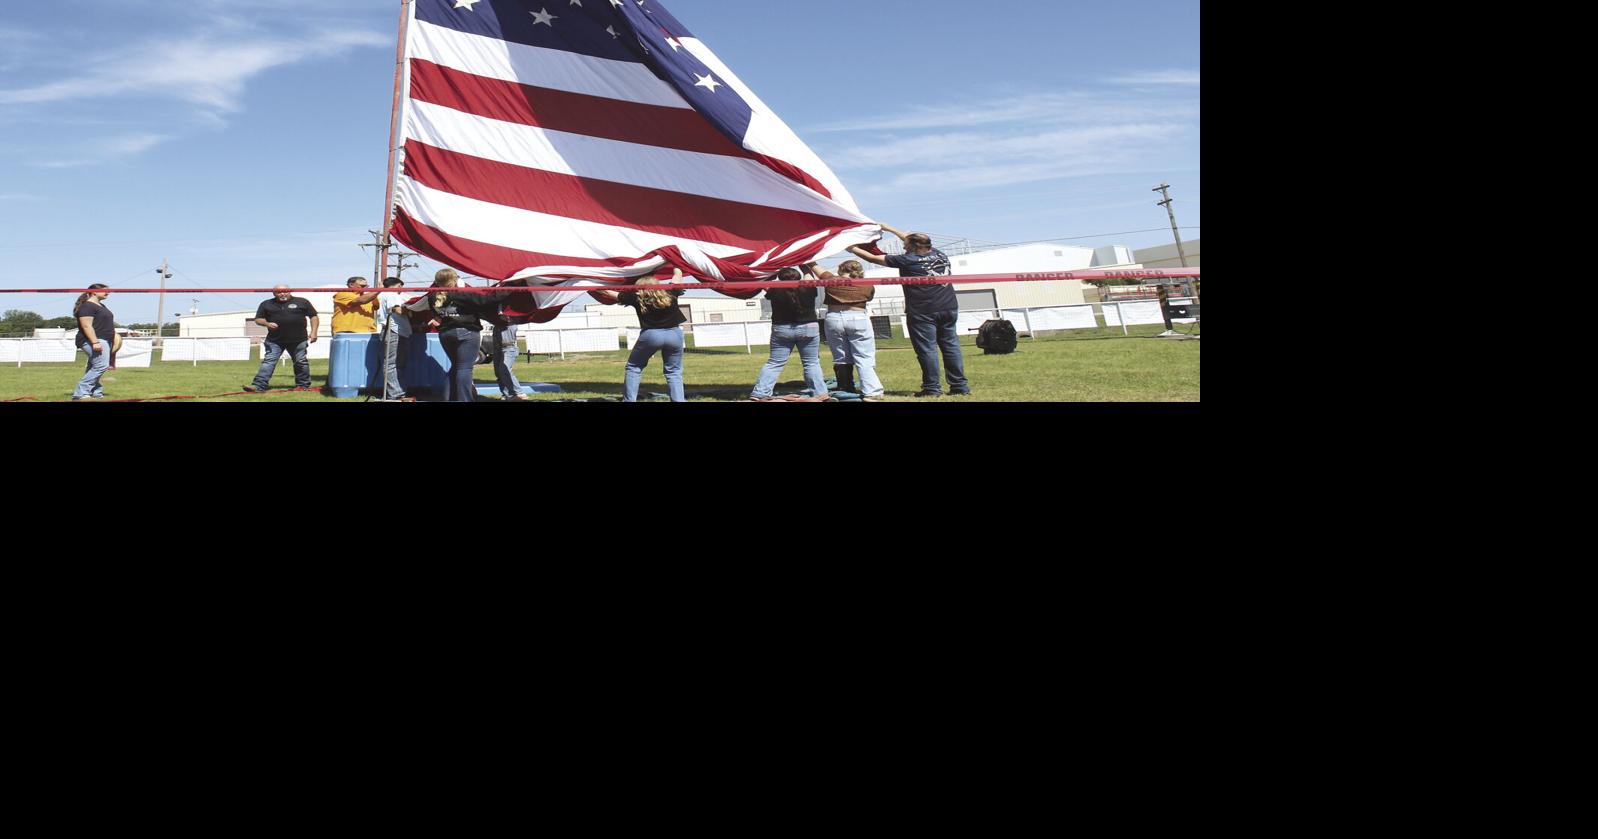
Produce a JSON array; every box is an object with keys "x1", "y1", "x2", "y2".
[
  {"x1": 694, "y1": 73, "x2": 722, "y2": 93},
  {"x1": 453, "y1": 0, "x2": 482, "y2": 10},
  {"x1": 531, "y1": 7, "x2": 558, "y2": 26},
  {"x1": 569, "y1": 0, "x2": 582, "y2": 5},
  {"x1": 665, "y1": 35, "x2": 681, "y2": 51},
  {"x1": 605, "y1": 25, "x2": 619, "y2": 38}
]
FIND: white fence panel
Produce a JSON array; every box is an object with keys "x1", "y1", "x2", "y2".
[
  {"x1": 1019, "y1": 307, "x2": 1099, "y2": 331},
  {"x1": 164, "y1": 338, "x2": 253, "y2": 361},
  {"x1": 1102, "y1": 301, "x2": 1166, "y2": 327},
  {"x1": 115, "y1": 340, "x2": 154, "y2": 368},
  {"x1": 13, "y1": 339, "x2": 80, "y2": 362},
  {"x1": 526, "y1": 328, "x2": 619, "y2": 355},
  {"x1": 691, "y1": 323, "x2": 770, "y2": 348},
  {"x1": 0, "y1": 340, "x2": 18, "y2": 362}
]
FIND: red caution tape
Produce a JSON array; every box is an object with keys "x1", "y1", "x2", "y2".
[{"x1": 0, "y1": 269, "x2": 1199, "y2": 296}]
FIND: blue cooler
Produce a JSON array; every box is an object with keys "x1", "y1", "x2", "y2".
[
  {"x1": 328, "y1": 332, "x2": 451, "y2": 399},
  {"x1": 328, "y1": 333, "x2": 381, "y2": 399}
]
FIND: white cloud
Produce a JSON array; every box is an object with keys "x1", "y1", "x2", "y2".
[
  {"x1": 1106, "y1": 70, "x2": 1201, "y2": 86},
  {"x1": 828, "y1": 124, "x2": 1184, "y2": 171},
  {"x1": 0, "y1": 29, "x2": 387, "y2": 111},
  {"x1": 34, "y1": 133, "x2": 176, "y2": 168}
]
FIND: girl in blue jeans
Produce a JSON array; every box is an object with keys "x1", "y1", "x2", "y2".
[
  {"x1": 590, "y1": 270, "x2": 689, "y2": 402},
  {"x1": 70, "y1": 284, "x2": 115, "y2": 400}
]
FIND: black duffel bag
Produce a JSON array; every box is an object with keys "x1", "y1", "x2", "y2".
[{"x1": 976, "y1": 319, "x2": 1018, "y2": 355}]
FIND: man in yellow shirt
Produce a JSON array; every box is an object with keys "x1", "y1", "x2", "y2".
[{"x1": 332, "y1": 276, "x2": 382, "y2": 334}]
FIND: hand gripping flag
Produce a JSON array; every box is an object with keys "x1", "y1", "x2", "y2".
[{"x1": 390, "y1": 0, "x2": 881, "y2": 322}]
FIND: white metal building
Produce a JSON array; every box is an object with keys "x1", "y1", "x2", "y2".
[{"x1": 852, "y1": 241, "x2": 1143, "y2": 314}]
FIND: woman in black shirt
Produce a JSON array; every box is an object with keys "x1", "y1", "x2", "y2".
[
  {"x1": 70, "y1": 284, "x2": 114, "y2": 400},
  {"x1": 423, "y1": 268, "x2": 522, "y2": 402},
  {"x1": 590, "y1": 269, "x2": 688, "y2": 402}
]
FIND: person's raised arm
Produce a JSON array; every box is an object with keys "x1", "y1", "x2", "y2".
[
  {"x1": 354, "y1": 290, "x2": 383, "y2": 305},
  {"x1": 588, "y1": 288, "x2": 621, "y2": 304},
  {"x1": 878, "y1": 222, "x2": 909, "y2": 244},
  {"x1": 846, "y1": 245, "x2": 891, "y2": 267},
  {"x1": 803, "y1": 261, "x2": 837, "y2": 280}
]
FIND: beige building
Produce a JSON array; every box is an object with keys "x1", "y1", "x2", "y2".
[{"x1": 1133, "y1": 239, "x2": 1200, "y2": 269}]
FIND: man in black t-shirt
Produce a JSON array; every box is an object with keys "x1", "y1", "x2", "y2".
[
  {"x1": 848, "y1": 223, "x2": 970, "y2": 397},
  {"x1": 245, "y1": 285, "x2": 321, "y2": 392}
]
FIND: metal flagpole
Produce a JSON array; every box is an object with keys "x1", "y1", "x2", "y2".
[{"x1": 376, "y1": 0, "x2": 413, "y2": 286}]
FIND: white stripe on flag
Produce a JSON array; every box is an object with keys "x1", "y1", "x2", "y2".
[
  {"x1": 411, "y1": 19, "x2": 692, "y2": 111},
  {"x1": 404, "y1": 100, "x2": 867, "y2": 221}
]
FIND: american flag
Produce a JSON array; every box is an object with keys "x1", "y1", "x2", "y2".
[{"x1": 390, "y1": 0, "x2": 881, "y2": 322}]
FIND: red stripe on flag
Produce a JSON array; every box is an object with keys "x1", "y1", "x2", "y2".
[
  {"x1": 402, "y1": 141, "x2": 856, "y2": 253},
  {"x1": 408, "y1": 58, "x2": 835, "y2": 198},
  {"x1": 393, "y1": 207, "x2": 635, "y2": 281},
  {"x1": 410, "y1": 58, "x2": 746, "y2": 158}
]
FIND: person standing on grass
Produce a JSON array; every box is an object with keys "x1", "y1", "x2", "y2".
[
  {"x1": 332, "y1": 276, "x2": 382, "y2": 334},
  {"x1": 244, "y1": 286, "x2": 319, "y2": 393},
  {"x1": 409, "y1": 268, "x2": 526, "y2": 403},
  {"x1": 814, "y1": 259, "x2": 883, "y2": 401},
  {"x1": 749, "y1": 266, "x2": 830, "y2": 402},
  {"x1": 589, "y1": 269, "x2": 689, "y2": 403},
  {"x1": 847, "y1": 224, "x2": 969, "y2": 398},
  {"x1": 70, "y1": 284, "x2": 114, "y2": 401},
  {"x1": 489, "y1": 316, "x2": 527, "y2": 401},
  {"x1": 376, "y1": 276, "x2": 415, "y2": 401}
]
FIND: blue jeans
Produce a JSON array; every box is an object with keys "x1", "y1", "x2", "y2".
[
  {"x1": 383, "y1": 328, "x2": 408, "y2": 399},
  {"x1": 440, "y1": 328, "x2": 481, "y2": 403},
  {"x1": 625, "y1": 327, "x2": 684, "y2": 402},
  {"x1": 492, "y1": 324, "x2": 523, "y2": 397},
  {"x1": 824, "y1": 312, "x2": 883, "y2": 397},
  {"x1": 252, "y1": 340, "x2": 311, "y2": 390},
  {"x1": 906, "y1": 309, "x2": 968, "y2": 394},
  {"x1": 752, "y1": 322, "x2": 828, "y2": 399},
  {"x1": 72, "y1": 339, "x2": 111, "y2": 399}
]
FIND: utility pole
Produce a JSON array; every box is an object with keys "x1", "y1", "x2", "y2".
[
  {"x1": 391, "y1": 248, "x2": 420, "y2": 283},
  {"x1": 362, "y1": 229, "x2": 387, "y2": 284},
  {"x1": 1153, "y1": 183, "x2": 1195, "y2": 303},
  {"x1": 155, "y1": 259, "x2": 171, "y2": 345}
]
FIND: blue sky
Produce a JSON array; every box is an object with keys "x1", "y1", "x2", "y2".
[{"x1": 0, "y1": 0, "x2": 1200, "y2": 323}]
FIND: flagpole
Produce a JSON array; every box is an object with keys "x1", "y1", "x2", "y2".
[{"x1": 376, "y1": 0, "x2": 413, "y2": 284}]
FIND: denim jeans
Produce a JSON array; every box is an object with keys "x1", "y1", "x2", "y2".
[
  {"x1": 824, "y1": 312, "x2": 884, "y2": 397},
  {"x1": 72, "y1": 339, "x2": 111, "y2": 399},
  {"x1": 624, "y1": 327, "x2": 684, "y2": 402},
  {"x1": 752, "y1": 322, "x2": 828, "y2": 399},
  {"x1": 906, "y1": 309, "x2": 968, "y2": 394},
  {"x1": 492, "y1": 324, "x2": 523, "y2": 397},
  {"x1": 382, "y1": 328, "x2": 408, "y2": 399},
  {"x1": 440, "y1": 327, "x2": 481, "y2": 403},
  {"x1": 252, "y1": 340, "x2": 312, "y2": 390}
]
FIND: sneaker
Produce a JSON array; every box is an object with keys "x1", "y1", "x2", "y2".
[
  {"x1": 862, "y1": 396, "x2": 884, "y2": 402},
  {"x1": 242, "y1": 384, "x2": 264, "y2": 393},
  {"x1": 92, "y1": 394, "x2": 107, "y2": 399},
  {"x1": 914, "y1": 390, "x2": 943, "y2": 398}
]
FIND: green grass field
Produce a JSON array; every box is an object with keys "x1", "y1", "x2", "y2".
[{"x1": 1, "y1": 326, "x2": 1199, "y2": 402}]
